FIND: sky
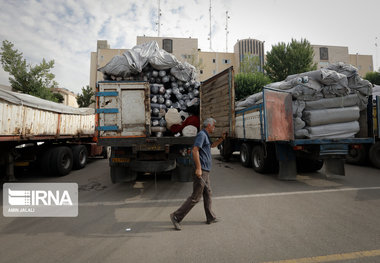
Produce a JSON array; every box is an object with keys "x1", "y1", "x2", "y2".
[{"x1": 0, "y1": 0, "x2": 379, "y2": 95}]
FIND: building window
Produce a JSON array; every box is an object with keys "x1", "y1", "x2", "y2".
[
  {"x1": 320, "y1": 47, "x2": 328, "y2": 60},
  {"x1": 223, "y1": 59, "x2": 230, "y2": 64},
  {"x1": 162, "y1": 39, "x2": 173, "y2": 53},
  {"x1": 200, "y1": 70, "x2": 203, "y2": 74},
  {"x1": 212, "y1": 58, "x2": 216, "y2": 63}
]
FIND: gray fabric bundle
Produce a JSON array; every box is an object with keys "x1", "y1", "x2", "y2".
[
  {"x1": 286, "y1": 85, "x2": 324, "y2": 101},
  {"x1": 321, "y1": 84, "x2": 350, "y2": 98},
  {"x1": 236, "y1": 92, "x2": 263, "y2": 109},
  {"x1": 327, "y1": 62, "x2": 358, "y2": 78},
  {"x1": 304, "y1": 94, "x2": 360, "y2": 110},
  {"x1": 306, "y1": 121, "x2": 360, "y2": 139},
  {"x1": 303, "y1": 106, "x2": 360, "y2": 126},
  {"x1": 294, "y1": 117, "x2": 306, "y2": 131},
  {"x1": 292, "y1": 100, "x2": 305, "y2": 118},
  {"x1": 295, "y1": 129, "x2": 309, "y2": 139}
]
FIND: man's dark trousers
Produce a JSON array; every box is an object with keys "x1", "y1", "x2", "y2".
[{"x1": 173, "y1": 171, "x2": 215, "y2": 222}]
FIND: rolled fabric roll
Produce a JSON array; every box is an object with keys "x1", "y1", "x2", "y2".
[{"x1": 303, "y1": 106, "x2": 360, "y2": 126}]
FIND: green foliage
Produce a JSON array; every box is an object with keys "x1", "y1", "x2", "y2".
[
  {"x1": 240, "y1": 55, "x2": 261, "y2": 73},
  {"x1": 235, "y1": 72, "x2": 271, "y2": 100},
  {"x1": 52, "y1": 92, "x2": 64, "y2": 103},
  {"x1": 364, "y1": 71, "x2": 380, "y2": 85},
  {"x1": 0, "y1": 40, "x2": 60, "y2": 102},
  {"x1": 264, "y1": 38, "x2": 317, "y2": 82},
  {"x1": 77, "y1": 85, "x2": 95, "y2": 108}
]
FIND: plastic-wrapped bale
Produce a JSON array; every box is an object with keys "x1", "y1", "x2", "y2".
[
  {"x1": 304, "y1": 94, "x2": 361, "y2": 110},
  {"x1": 235, "y1": 92, "x2": 263, "y2": 110},
  {"x1": 303, "y1": 106, "x2": 360, "y2": 126},
  {"x1": 306, "y1": 121, "x2": 360, "y2": 139},
  {"x1": 98, "y1": 55, "x2": 131, "y2": 79}
]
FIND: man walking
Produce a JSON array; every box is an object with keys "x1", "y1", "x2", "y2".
[{"x1": 170, "y1": 118, "x2": 226, "y2": 230}]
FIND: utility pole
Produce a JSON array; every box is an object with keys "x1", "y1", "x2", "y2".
[
  {"x1": 225, "y1": 11, "x2": 230, "y2": 52},
  {"x1": 157, "y1": 0, "x2": 162, "y2": 37},
  {"x1": 209, "y1": 0, "x2": 212, "y2": 51}
]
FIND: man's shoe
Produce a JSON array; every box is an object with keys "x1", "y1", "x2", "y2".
[
  {"x1": 206, "y1": 217, "x2": 221, "y2": 224},
  {"x1": 170, "y1": 213, "x2": 182, "y2": 230}
]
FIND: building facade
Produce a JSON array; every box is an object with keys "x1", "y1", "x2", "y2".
[{"x1": 311, "y1": 44, "x2": 373, "y2": 77}]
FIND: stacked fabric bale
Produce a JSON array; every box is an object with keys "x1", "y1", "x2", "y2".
[
  {"x1": 98, "y1": 41, "x2": 200, "y2": 137},
  {"x1": 236, "y1": 62, "x2": 373, "y2": 139}
]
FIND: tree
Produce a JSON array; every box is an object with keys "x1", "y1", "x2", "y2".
[
  {"x1": 264, "y1": 38, "x2": 317, "y2": 82},
  {"x1": 0, "y1": 40, "x2": 60, "y2": 102},
  {"x1": 364, "y1": 71, "x2": 380, "y2": 85},
  {"x1": 235, "y1": 72, "x2": 271, "y2": 100},
  {"x1": 239, "y1": 55, "x2": 262, "y2": 73},
  {"x1": 77, "y1": 85, "x2": 95, "y2": 108}
]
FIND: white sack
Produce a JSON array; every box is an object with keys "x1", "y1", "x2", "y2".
[
  {"x1": 165, "y1": 108, "x2": 182, "y2": 129},
  {"x1": 182, "y1": 125, "x2": 198, "y2": 137}
]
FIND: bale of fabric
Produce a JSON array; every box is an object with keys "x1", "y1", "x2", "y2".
[
  {"x1": 303, "y1": 106, "x2": 360, "y2": 126},
  {"x1": 306, "y1": 121, "x2": 360, "y2": 139}
]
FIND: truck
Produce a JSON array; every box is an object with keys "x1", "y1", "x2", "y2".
[
  {"x1": 346, "y1": 95, "x2": 380, "y2": 169},
  {"x1": 0, "y1": 88, "x2": 108, "y2": 183},
  {"x1": 203, "y1": 67, "x2": 376, "y2": 180}
]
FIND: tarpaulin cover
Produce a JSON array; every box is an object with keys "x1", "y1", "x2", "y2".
[{"x1": 0, "y1": 89, "x2": 94, "y2": 115}]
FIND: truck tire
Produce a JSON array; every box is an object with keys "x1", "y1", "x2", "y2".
[
  {"x1": 369, "y1": 142, "x2": 380, "y2": 169},
  {"x1": 240, "y1": 143, "x2": 252, "y2": 167},
  {"x1": 51, "y1": 146, "x2": 73, "y2": 176},
  {"x1": 110, "y1": 166, "x2": 137, "y2": 183},
  {"x1": 346, "y1": 145, "x2": 367, "y2": 165},
  {"x1": 297, "y1": 158, "x2": 324, "y2": 172},
  {"x1": 72, "y1": 145, "x2": 88, "y2": 170},
  {"x1": 251, "y1": 145, "x2": 270, "y2": 173},
  {"x1": 219, "y1": 139, "x2": 232, "y2": 161}
]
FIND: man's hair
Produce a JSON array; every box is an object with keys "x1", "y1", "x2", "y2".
[{"x1": 203, "y1": 118, "x2": 216, "y2": 128}]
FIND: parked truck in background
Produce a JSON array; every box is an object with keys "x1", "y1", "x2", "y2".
[
  {"x1": 202, "y1": 67, "x2": 375, "y2": 180},
  {"x1": 346, "y1": 95, "x2": 380, "y2": 169},
  {"x1": 0, "y1": 89, "x2": 107, "y2": 183}
]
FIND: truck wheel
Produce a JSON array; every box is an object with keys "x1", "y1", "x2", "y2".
[
  {"x1": 51, "y1": 146, "x2": 73, "y2": 176},
  {"x1": 369, "y1": 142, "x2": 380, "y2": 169},
  {"x1": 251, "y1": 145, "x2": 267, "y2": 173},
  {"x1": 297, "y1": 158, "x2": 324, "y2": 172},
  {"x1": 219, "y1": 140, "x2": 232, "y2": 161},
  {"x1": 240, "y1": 143, "x2": 252, "y2": 167},
  {"x1": 72, "y1": 145, "x2": 88, "y2": 170},
  {"x1": 346, "y1": 145, "x2": 367, "y2": 165}
]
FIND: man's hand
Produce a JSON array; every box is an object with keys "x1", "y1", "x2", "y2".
[
  {"x1": 195, "y1": 168, "x2": 202, "y2": 178},
  {"x1": 221, "y1": 132, "x2": 228, "y2": 140}
]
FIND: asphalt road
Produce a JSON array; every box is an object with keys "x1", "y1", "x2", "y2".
[{"x1": 1, "y1": 152, "x2": 380, "y2": 263}]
